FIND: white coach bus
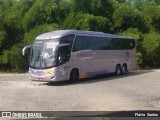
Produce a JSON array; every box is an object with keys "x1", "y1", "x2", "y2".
[{"x1": 22, "y1": 30, "x2": 136, "y2": 82}]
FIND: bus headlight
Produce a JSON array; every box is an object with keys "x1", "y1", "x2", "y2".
[{"x1": 45, "y1": 68, "x2": 53, "y2": 74}]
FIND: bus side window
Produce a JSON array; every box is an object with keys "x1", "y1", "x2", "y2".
[
  {"x1": 105, "y1": 38, "x2": 112, "y2": 50},
  {"x1": 110, "y1": 38, "x2": 119, "y2": 50},
  {"x1": 72, "y1": 36, "x2": 81, "y2": 52},
  {"x1": 60, "y1": 34, "x2": 75, "y2": 46},
  {"x1": 97, "y1": 37, "x2": 103, "y2": 50},
  {"x1": 86, "y1": 37, "x2": 92, "y2": 50},
  {"x1": 87, "y1": 37, "x2": 98, "y2": 50},
  {"x1": 97, "y1": 37, "x2": 109, "y2": 50},
  {"x1": 73, "y1": 36, "x2": 87, "y2": 52},
  {"x1": 110, "y1": 38, "x2": 136, "y2": 50}
]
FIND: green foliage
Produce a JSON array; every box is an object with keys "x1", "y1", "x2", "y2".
[
  {"x1": 0, "y1": 44, "x2": 28, "y2": 72},
  {"x1": 23, "y1": 0, "x2": 72, "y2": 31},
  {"x1": 63, "y1": 13, "x2": 113, "y2": 32},
  {"x1": 23, "y1": 23, "x2": 59, "y2": 45},
  {"x1": 73, "y1": 0, "x2": 115, "y2": 18},
  {"x1": 142, "y1": 33, "x2": 160, "y2": 66},
  {"x1": 91, "y1": 0, "x2": 115, "y2": 18},
  {"x1": 151, "y1": 6, "x2": 160, "y2": 32},
  {"x1": 142, "y1": 2, "x2": 158, "y2": 31},
  {"x1": 136, "y1": 52, "x2": 143, "y2": 65},
  {"x1": 0, "y1": 0, "x2": 160, "y2": 72},
  {"x1": 72, "y1": 0, "x2": 92, "y2": 14},
  {"x1": 0, "y1": 50, "x2": 10, "y2": 64},
  {"x1": 2, "y1": 0, "x2": 34, "y2": 29},
  {"x1": 23, "y1": 1, "x2": 48, "y2": 31},
  {"x1": 0, "y1": 30, "x2": 5, "y2": 48},
  {"x1": 113, "y1": 4, "x2": 148, "y2": 33},
  {"x1": 0, "y1": 20, "x2": 5, "y2": 49}
]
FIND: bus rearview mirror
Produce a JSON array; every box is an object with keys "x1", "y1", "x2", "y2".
[{"x1": 22, "y1": 45, "x2": 31, "y2": 56}]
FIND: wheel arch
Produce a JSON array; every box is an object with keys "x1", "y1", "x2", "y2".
[{"x1": 69, "y1": 68, "x2": 79, "y2": 79}]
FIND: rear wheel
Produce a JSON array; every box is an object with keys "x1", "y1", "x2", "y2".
[
  {"x1": 115, "y1": 64, "x2": 122, "y2": 76},
  {"x1": 122, "y1": 64, "x2": 128, "y2": 74},
  {"x1": 69, "y1": 69, "x2": 79, "y2": 82}
]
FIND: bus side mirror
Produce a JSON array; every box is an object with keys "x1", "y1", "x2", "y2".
[{"x1": 22, "y1": 45, "x2": 31, "y2": 56}]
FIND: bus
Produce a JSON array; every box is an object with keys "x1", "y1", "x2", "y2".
[{"x1": 22, "y1": 30, "x2": 136, "y2": 82}]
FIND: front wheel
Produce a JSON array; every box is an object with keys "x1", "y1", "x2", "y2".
[{"x1": 69, "y1": 69, "x2": 79, "y2": 82}]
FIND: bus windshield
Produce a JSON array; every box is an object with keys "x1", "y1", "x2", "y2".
[{"x1": 30, "y1": 40, "x2": 59, "y2": 69}]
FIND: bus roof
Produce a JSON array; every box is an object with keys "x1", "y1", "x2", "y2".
[{"x1": 35, "y1": 30, "x2": 134, "y2": 40}]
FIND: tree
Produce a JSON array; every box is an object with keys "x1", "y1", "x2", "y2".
[
  {"x1": 63, "y1": 13, "x2": 113, "y2": 33},
  {"x1": 142, "y1": 33, "x2": 160, "y2": 66},
  {"x1": 0, "y1": 19, "x2": 5, "y2": 51},
  {"x1": 142, "y1": 1, "x2": 159, "y2": 31},
  {"x1": 91, "y1": 0, "x2": 115, "y2": 18},
  {"x1": 151, "y1": 6, "x2": 160, "y2": 32},
  {"x1": 23, "y1": 23, "x2": 59, "y2": 45},
  {"x1": 0, "y1": 0, "x2": 35, "y2": 51},
  {"x1": 23, "y1": 0, "x2": 48, "y2": 31},
  {"x1": 72, "y1": 0, "x2": 115, "y2": 19},
  {"x1": 0, "y1": 44, "x2": 29, "y2": 72},
  {"x1": 23, "y1": 0, "x2": 72, "y2": 31},
  {"x1": 72, "y1": 0, "x2": 92, "y2": 13},
  {"x1": 0, "y1": 0, "x2": 160, "y2": 71},
  {"x1": 113, "y1": 4, "x2": 148, "y2": 33}
]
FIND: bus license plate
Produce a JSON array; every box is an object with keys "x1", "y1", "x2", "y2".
[{"x1": 37, "y1": 77, "x2": 43, "y2": 80}]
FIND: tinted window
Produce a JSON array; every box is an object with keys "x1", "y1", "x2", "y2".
[
  {"x1": 73, "y1": 36, "x2": 98, "y2": 51},
  {"x1": 73, "y1": 36, "x2": 135, "y2": 51},
  {"x1": 73, "y1": 36, "x2": 87, "y2": 51},
  {"x1": 86, "y1": 37, "x2": 97, "y2": 50},
  {"x1": 111, "y1": 38, "x2": 135, "y2": 50},
  {"x1": 97, "y1": 37, "x2": 111, "y2": 50},
  {"x1": 60, "y1": 34, "x2": 75, "y2": 46},
  {"x1": 111, "y1": 38, "x2": 125, "y2": 49}
]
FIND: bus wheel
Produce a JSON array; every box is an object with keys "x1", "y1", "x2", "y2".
[
  {"x1": 69, "y1": 69, "x2": 79, "y2": 82},
  {"x1": 122, "y1": 64, "x2": 128, "y2": 74},
  {"x1": 115, "y1": 64, "x2": 122, "y2": 76}
]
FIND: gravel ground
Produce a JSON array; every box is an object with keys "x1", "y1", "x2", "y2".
[{"x1": 0, "y1": 70, "x2": 160, "y2": 118}]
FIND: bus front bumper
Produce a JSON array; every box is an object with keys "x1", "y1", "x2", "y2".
[{"x1": 29, "y1": 73, "x2": 58, "y2": 82}]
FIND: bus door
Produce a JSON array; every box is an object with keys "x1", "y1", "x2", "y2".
[{"x1": 56, "y1": 44, "x2": 71, "y2": 80}]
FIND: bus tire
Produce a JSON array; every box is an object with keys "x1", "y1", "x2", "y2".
[
  {"x1": 69, "y1": 69, "x2": 79, "y2": 82},
  {"x1": 115, "y1": 64, "x2": 122, "y2": 76},
  {"x1": 122, "y1": 64, "x2": 128, "y2": 74}
]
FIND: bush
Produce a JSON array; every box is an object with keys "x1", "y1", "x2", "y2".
[
  {"x1": 63, "y1": 13, "x2": 113, "y2": 32},
  {"x1": 136, "y1": 52, "x2": 143, "y2": 65},
  {"x1": 113, "y1": 4, "x2": 148, "y2": 33},
  {"x1": 142, "y1": 32, "x2": 160, "y2": 66},
  {"x1": 0, "y1": 44, "x2": 28, "y2": 72},
  {"x1": 23, "y1": 23, "x2": 59, "y2": 45}
]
